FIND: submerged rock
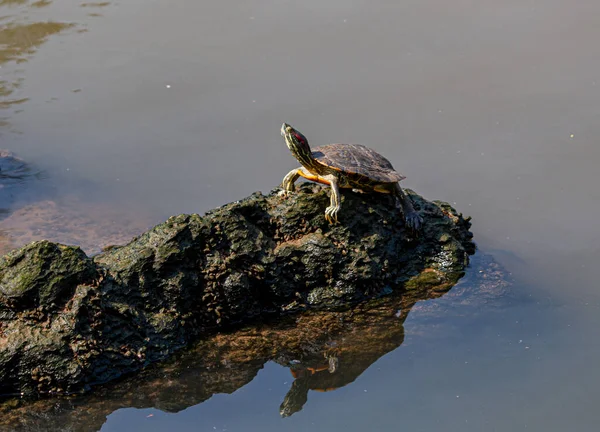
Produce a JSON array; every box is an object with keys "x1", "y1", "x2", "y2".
[
  {"x1": 0, "y1": 150, "x2": 37, "y2": 218},
  {"x1": 0, "y1": 198, "x2": 155, "y2": 256},
  {"x1": 0, "y1": 150, "x2": 154, "y2": 256},
  {"x1": 0, "y1": 183, "x2": 475, "y2": 396}
]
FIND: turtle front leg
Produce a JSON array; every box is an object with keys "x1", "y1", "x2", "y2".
[
  {"x1": 280, "y1": 168, "x2": 302, "y2": 197},
  {"x1": 323, "y1": 174, "x2": 341, "y2": 224}
]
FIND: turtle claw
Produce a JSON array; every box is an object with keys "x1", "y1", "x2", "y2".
[
  {"x1": 279, "y1": 188, "x2": 293, "y2": 198},
  {"x1": 405, "y1": 211, "x2": 423, "y2": 231},
  {"x1": 324, "y1": 205, "x2": 340, "y2": 224}
]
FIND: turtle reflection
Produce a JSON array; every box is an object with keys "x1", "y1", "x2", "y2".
[
  {"x1": 280, "y1": 354, "x2": 345, "y2": 417},
  {"x1": 275, "y1": 298, "x2": 408, "y2": 417}
]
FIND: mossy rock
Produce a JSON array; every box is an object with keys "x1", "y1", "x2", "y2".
[{"x1": 0, "y1": 241, "x2": 97, "y2": 311}]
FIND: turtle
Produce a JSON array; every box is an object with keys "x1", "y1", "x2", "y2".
[{"x1": 279, "y1": 123, "x2": 422, "y2": 229}]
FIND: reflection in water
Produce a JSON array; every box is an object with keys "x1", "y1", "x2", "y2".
[
  {"x1": 0, "y1": 0, "x2": 74, "y2": 137},
  {"x1": 0, "y1": 19, "x2": 72, "y2": 62},
  {"x1": 0, "y1": 1, "x2": 29, "y2": 6},
  {"x1": 81, "y1": 1, "x2": 110, "y2": 17},
  {"x1": 0, "y1": 254, "x2": 510, "y2": 431},
  {"x1": 0, "y1": 0, "x2": 73, "y2": 116},
  {"x1": 31, "y1": 1, "x2": 52, "y2": 7},
  {"x1": 80, "y1": 2, "x2": 110, "y2": 6}
]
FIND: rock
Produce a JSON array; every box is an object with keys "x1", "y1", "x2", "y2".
[
  {"x1": 0, "y1": 252, "x2": 510, "y2": 430},
  {"x1": 0, "y1": 183, "x2": 475, "y2": 396},
  {"x1": 0, "y1": 241, "x2": 97, "y2": 310}
]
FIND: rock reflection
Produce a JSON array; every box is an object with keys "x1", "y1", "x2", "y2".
[{"x1": 0, "y1": 254, "x2": 510, "y2": 431}]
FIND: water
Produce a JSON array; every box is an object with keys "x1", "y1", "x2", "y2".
[{"x1": 1, "y1": 0, "x2": 600, "y2": 430}]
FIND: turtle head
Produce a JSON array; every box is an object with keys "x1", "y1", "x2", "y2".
[{"x1": 281, "y1": 123, "x2": 312, "y2": 163}]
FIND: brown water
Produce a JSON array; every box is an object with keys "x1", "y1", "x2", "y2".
[{"x1": 1, "y1": 0, "x2": 600, "y2": 430}]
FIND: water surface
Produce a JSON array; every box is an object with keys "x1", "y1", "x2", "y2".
[{"x1": 1, "y1": 0, "x2": 599, "y2": 431}]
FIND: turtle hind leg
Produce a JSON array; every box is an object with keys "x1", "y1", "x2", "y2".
[{"x1": 393, "y1": 183, "x2": 423, "y2": 230}]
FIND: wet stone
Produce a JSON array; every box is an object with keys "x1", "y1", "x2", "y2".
[{"x1": 0, "y1": 182, "x2": 475, "y2": 396}]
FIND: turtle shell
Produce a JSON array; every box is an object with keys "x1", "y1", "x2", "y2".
[{"x1": 311, "y1": 144, "x2": 405, "y2": 183}]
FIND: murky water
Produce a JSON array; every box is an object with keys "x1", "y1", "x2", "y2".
[{"x1": 1, "y1": 0, "x2": 600, "y2": 430}]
